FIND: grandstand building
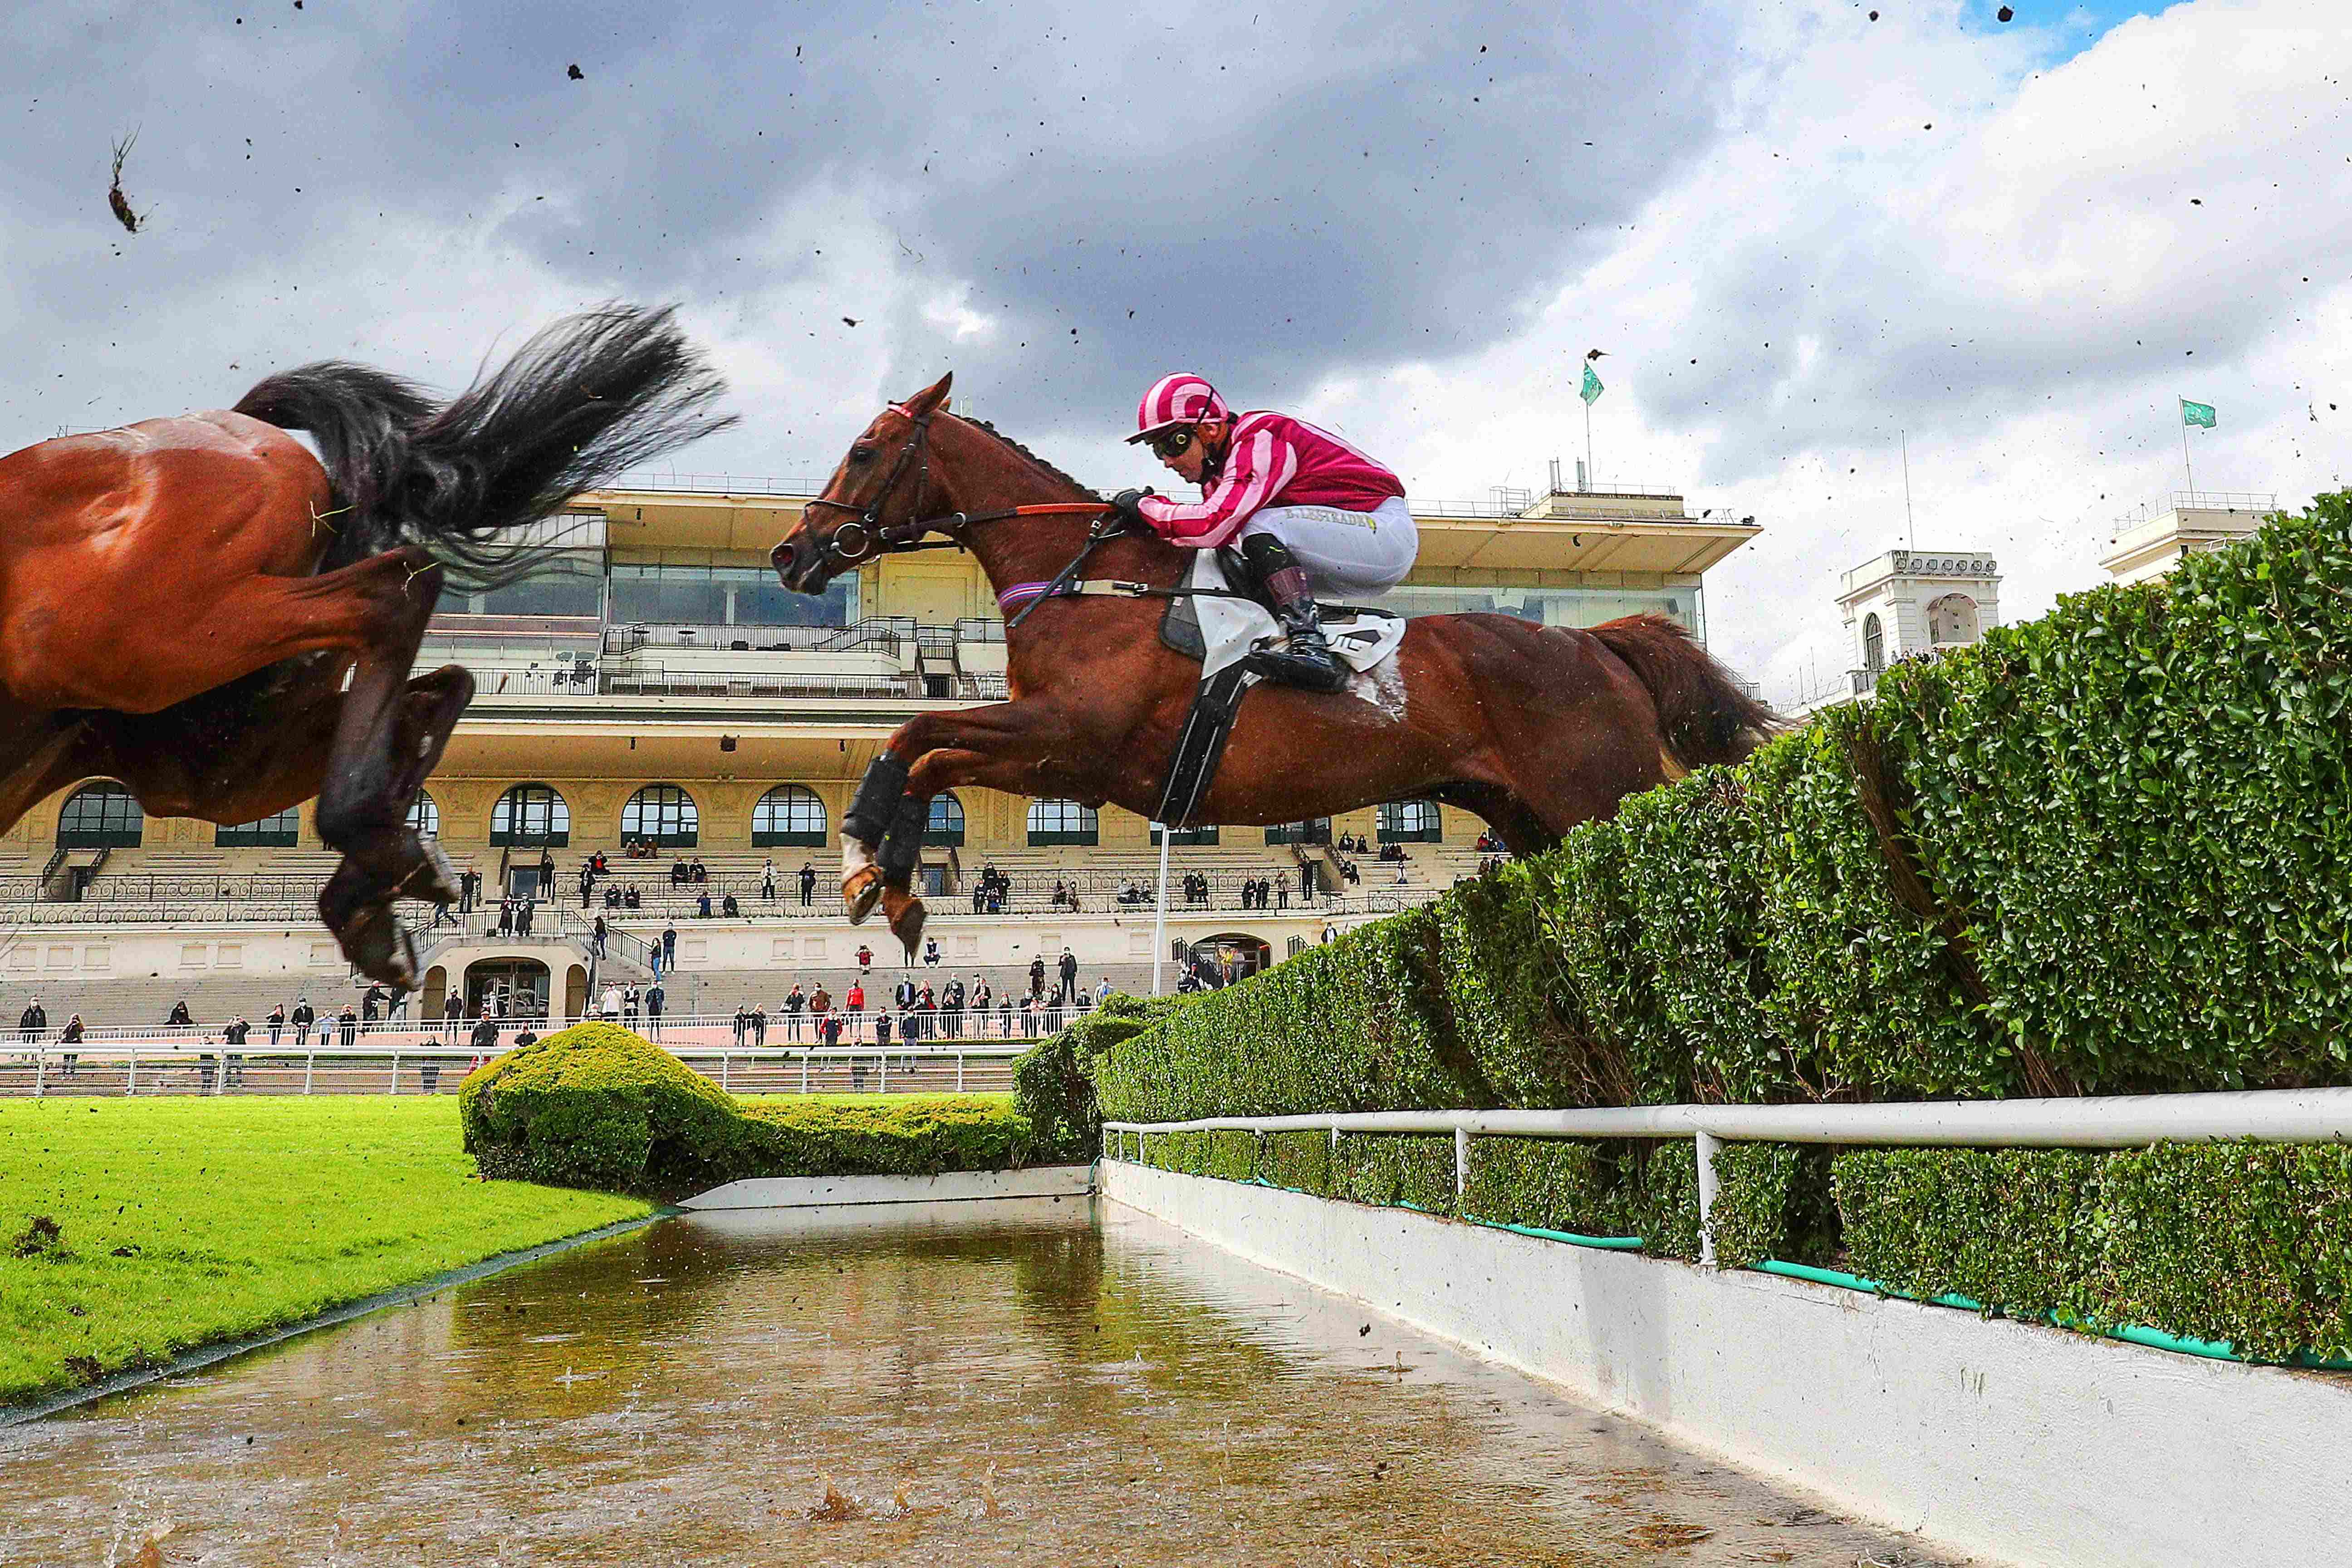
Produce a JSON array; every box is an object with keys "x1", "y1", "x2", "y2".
[{"x1": 2, "y1": 475, "x2": 1758, "y2": 1031}]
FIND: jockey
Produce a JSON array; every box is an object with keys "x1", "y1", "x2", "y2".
[{"x1": 1108, "y1": 373, "x2": 1416, "y2": 692}]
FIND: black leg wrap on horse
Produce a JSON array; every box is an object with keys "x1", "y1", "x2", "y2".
[
  {"x1": 843, "y1": 751, "x2": 911, "y2": 845},
  {"x1": 877, "y1": 792, "x2": 928, "y2": 882}
]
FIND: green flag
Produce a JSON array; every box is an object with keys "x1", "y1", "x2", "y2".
[
  {"x1": 2181, "y1": 398, "x2": 2216, "y2": 429},
  {"x1": 1580, "y1": 363, "x2": 1605, "y2": 406}
]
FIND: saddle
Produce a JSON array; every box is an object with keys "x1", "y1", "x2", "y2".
[{"x1": 1151, "y1": 552, "x2": 1406, "y2": 829}]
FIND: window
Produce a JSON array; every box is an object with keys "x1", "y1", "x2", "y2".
[
  {"x1": 1264, "y1": 818, "x2": 1331, "y2": 846},
  {"x1": 57, "y1": 784, "x2": 142, "y2": 848},
  {"x1": 925, "y1": 792, "x2": 966, "y2": 847},
  {"x1": 752, "y1": 785, "x2": 828, "y2": 847},
  {"x1": 1150, "y1": 824, "x2": 1220, "y2": 845},
  {"x1": 490, "y1": 783, "x2": 571, "y2": 847},
  {"x1": 407, "y1": 791, "x2": 441, "y2": 839},
  {"x1": 621, "y1": 784, "x2": 700, "y2": 847},
  {"x1": 1027, "y1": 799, "x2": 1098, "y2": 846},
  {"x1": 609, "y1": 564, "x2": 858, "y2": 629},
  {"x1": 1862, "y1": 612, "x2": 1885, "y2": 672},
  {"x1": 1377, "y1": 799, "x2": 1442, "y2": 843},
  {"x1": 466, "y1": 553, "x2": 604, "y2": 618},
  {"x1": 217, "y1": 807, "x2": 300, "y2": 848}
]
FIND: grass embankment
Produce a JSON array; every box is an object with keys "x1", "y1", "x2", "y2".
[{"x1": 0, "y1": 1097, "x2": 652, "y2": 1408}]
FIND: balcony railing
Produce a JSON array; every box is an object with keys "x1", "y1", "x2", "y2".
[{"x1": 603, "y1": 617, "x2": 916, "y2": 657}]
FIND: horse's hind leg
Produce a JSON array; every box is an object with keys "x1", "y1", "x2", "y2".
[{"x1": 312, "y1": 557, "x2": 470, "y2": 986}]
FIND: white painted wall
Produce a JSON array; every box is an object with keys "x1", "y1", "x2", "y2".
[{"x1": 1102, "y1": 1160, "x2": 2352, "y2": 1568}]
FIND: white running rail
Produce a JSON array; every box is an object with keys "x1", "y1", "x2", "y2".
[{"x1": 1102, "y1": 1088, "x2": 2352, "y2": 1264}]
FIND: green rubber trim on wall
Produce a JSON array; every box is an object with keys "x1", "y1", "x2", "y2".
[
  {"x1": 1750, "y1": 1258, "x2": 2352, "y2": 1371},
  {"x1": 1475, "y1": 1218, "x2": 1646, "y2": 1250}
]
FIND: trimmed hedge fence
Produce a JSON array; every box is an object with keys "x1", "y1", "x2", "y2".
[{"x1": 1084, "y1": 495, "x2": 2352, "y2": 1363}]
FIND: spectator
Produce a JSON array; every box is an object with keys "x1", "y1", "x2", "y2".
[
  {"x1": 821, "y1": 1010, "x2": 843, "y2": 1049},
  {"x1": 732, "y1": 1004, "x2": 750, "y2": 1047},
  {"x1": 604, "y1": 885, "x2": 622, "y2": 909},
  {"x1": 662, "y1": 924, "x2": 679, "y2": 969},
  {"x1": 972, "y1": 978, "x2": 992, "y2": 1024},
  {"x1": 923, "y1": 936, "x2": 941, "y2": 968},
  {"x1": 782, "y1": 983, "x2": 807, "y2": 1039},
  {"x1": 941, "y1": 978, "x2": 964, "y2": 1039},
  {"x1": 762, "y1": 858, "x2": 778, "y2": 902},
  {"x1": 518, "y1": 898, "x2": 536, "y2": 937},
  {"x1": 670, "y1": 858, "x2": 688, "y2": 887},
  {"x1": 362, "y1": 985, "x2": 384, "y2": 1027},
  {"x1": 292, "y1": 996, "x2": 316, "y2": 1049},
  {"x1": 1058, "y1": 946, "x2": 1079, "y2": 1004},
  {"x1": 750, "y1": 1003, "x2": 768, "y2": 1047},
  {"x1": 389, "y1": 985, "x2": 410, "y2": 1023},
  {"x1": 809, "y1": 985, "x2": 832, "y2": 1030},
  {"x1": 857, "y1": 943, "x2": 873, "y2": 973},
  {"x1": 1301, "y1": 861, "x2": 1316, "y2": 900},
  {"x1": 592, "y1": 916, "x2": 608, "y2": 958},
  {"x1": 845, "y1": 980, "x2": 866, "y2": 1033},
  {"x1": 600, "y1": 984, "x2": 622, "y2": 1023},
  {"x1": 1277, "y1": 879, "x2": 1290, "y2": 910},
  {"x1": 1021, "y1": 994, "x2": 1040, "y2": 1039},
  {"x1": 799, "y1": 861, "x2": 818, "y2": 906},
  {"x1": 457, "y1": 864, "x2": 478, "y2": 914},
  {"x1": 580, "y1": 863, "x2": 596, "y2": 909},
  {"x1": 1028, "y1": 954, "x2": 1047, "y2": 998},
  {"x1": 646, "y1": 981, "x2": 666, "y2": 1039},
  {"x1": 624, "y1": 886, "x2": 642, "y2": 910},
  {"x1": 696, "y1": 891, "x2": 713, "y2": 919},
  {"x1": 721, "y1": 892, "x2": 740, "y2": 917},
  {"x1": 691, "y1": 858, "x2": 708, "y2": 884},
  {"x1": 624, "y1": 984, "x2": 641, "y2": 1028},
  {"x1": 1095, "y1": 976, "x2": 1113, "y2": 1007},
  {"x1": 223, "y1": 1015, "x2": 250, "y2": 1088},
  {"x1": 997, "y1": 993, "x2": 1013, "y2": 1037},
  {"x1": 266, "y1": 1002, "x2": 285, "y2": 1048},
  {"x1": 470, "y1": 1010, "x2": 501, "y2": 1058},
  {"x1": 17, "y1": 997, "x2": 45, "y2": 1042},
  {"x1": 59, "y1": 1013, "x2": 83, "y2": 1075},
  {"x1": 167, "y1": 998, "x2": 193, "y2": 1029},
  {"x1": 338, "y1": 1004, "x2": 358, "y2": 1049},
  {"x1": 875, "y1": 1009, "x2": 893, "y2": 1052}
]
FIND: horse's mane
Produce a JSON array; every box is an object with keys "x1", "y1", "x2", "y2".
[{"x1": 956, "y1": 415, "x2": 1099, "y2": 499}]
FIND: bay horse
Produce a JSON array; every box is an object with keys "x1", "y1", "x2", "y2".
[
  {"x1": 0, "y1": 306, "x2": 728, "y2": 986},
  {"x1": 772, "y1": 373, "x2": 1775, "y2": 951}
]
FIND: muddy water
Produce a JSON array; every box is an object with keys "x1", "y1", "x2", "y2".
[{"x1": 2, "y1": 1199, "x2": 1947, "y2": 1566}]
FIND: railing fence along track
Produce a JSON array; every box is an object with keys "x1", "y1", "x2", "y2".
[
  {"x1": 1102, "y1": 1089, "x2": 2352, "y2": 1266},
  {"x1": 2, "y1": 1037, "x2": 1028, "y2": 1099}
]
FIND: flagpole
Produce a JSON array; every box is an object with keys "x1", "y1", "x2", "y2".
[
  {"x1": 1584, "y1": 401, "x2": 1593, "y2": 489},
  {"x1": 2180, "y1": 399, "x2": 2195, "y2": 500}
]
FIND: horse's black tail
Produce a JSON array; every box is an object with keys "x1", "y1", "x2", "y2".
[
  {"x1": 233, "y1": 304, "x2": 732, "y2": 583},
  {"x1": 1588, "y1": 613, "x2": 1782, "y2": 771}
]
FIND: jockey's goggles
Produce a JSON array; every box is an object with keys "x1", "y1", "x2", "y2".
[{"x1": 1143, "y1": 425, "x2": 1196, "y2": 460}]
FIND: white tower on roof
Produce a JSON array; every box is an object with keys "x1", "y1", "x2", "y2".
[{"x1": 1837, "y1": 549, "x2": 2000, "y2": 698}]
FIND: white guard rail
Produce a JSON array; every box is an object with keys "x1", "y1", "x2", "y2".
[
  {"x1": 3, "y1": 1041, "x2": 1029, "y2": 1100},
  {"x1": 1102, "y1": 1088, "x2": 2352, "y2": 1264}
]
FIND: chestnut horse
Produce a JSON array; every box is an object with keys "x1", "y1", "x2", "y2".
[
  {"x1": 0, "y1": 307, "x2": 728, "y2": 985},
  {"x1": 773, "y1": 374, "x2": 1775, "y2": 951}
]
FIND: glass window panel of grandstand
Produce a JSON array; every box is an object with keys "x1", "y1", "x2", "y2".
[
  {"x1": 611, "y1": 564, "x2": 858, "y2": 629},
  {"x1": 622, "y1": 785, "x2": 700, "y2": 847},
  {"x1": 451, "y1": 551, "x2": 604, "y2": 618},
  {"x1": 753, "y1": 787, "x2": 827, "y2": 847},
  {"x1": 58, "y1": 785, "x2": 143, "y2": 848},
  {"x1": 1377, "y1": 799, "x2": 1442, "y2": 842},
  {"x1": 217, "y1": 807, "x2": 300, "y2": 847},
  {"x1": 925, "y1": 793, "x2": 965, "y2": 845},
  {"x1": 491, "y1": 784, "x2": 571, "y2": 846},
  {"x1": 1385, "y1": 583, "x2": 1702, "y2": 637},
  {"x1": 407, "y1": 792, "x2": 441, "y2": 838},
  {"x1": 1028, "y1": 799, "x2": 1098, "y2": 845}
]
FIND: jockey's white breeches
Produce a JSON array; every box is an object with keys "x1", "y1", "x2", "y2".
[{"x1": 1240, "y1": 495, "x2": 1418, "y2": 598}]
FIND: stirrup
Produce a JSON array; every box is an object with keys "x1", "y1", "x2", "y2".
[{"x1": 1248, "y1": 632, "x2": 1350, "y2": 693}]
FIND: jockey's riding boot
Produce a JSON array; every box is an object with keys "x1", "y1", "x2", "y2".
[{"x1": 1240, "y1": 535, "x2": 1350, "y2": 693}]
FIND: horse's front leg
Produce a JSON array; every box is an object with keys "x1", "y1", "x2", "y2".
[{"x1": 839, "y1": 701, "x2": 1077, "y2": 946}]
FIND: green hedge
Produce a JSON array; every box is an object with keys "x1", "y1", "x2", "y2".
[
  {"x1": 1091, "y1": 495, "x2": 2352, "y2": 1359},
  {"x1": 462, "y1": 1022, "x2": 1042, "y2": 1200},
  {"x1": 1013, "y1": 992, "x2": 1190, "y2": 1161}
]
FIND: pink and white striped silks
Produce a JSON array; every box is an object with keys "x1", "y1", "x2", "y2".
[{"x1": 1137, "y1": 411, "x2": 1406, "y2": 550}]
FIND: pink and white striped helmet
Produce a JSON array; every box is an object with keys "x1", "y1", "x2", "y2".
[{"x1": 1127, "y1": 373, "x2": 1230, "y2": 442}]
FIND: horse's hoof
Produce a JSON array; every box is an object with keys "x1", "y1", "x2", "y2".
[
  {"x1": 338, "y1": 904, "x2": 418, "y2": 989},
  {"x1": 883, "y1": 889, "x2": 927, "y2": 955},
  {"x1": 843, "y1": 865, "x2": 882, "y2": 925}
]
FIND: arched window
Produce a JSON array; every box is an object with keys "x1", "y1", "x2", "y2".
[
  {"x1": 1264, "y1": 818, "x2": 1331, "y2": 846},
  {"x1": 1151, "y1": 824, "x2": 1220, "y2": 846},
  {"x1": 1862, "y1": 612, "x2": 1885, "y2": 672},
  {"x1": 490, "y1": 783, "x2": 570, "y2": 847},
  {"x1": 925, "y1": 792, "x2": 966, "y2": 847},
  {"x1": 1928, "y1": 593, "x2": 1980, "y2": 647},
  {"x1": 621, "y1": 784, "x2": 700, "y2": 847},
  {"x1": 1377, "y1": 799, "x2": 1442, "y2": 843},
  {"x1": 752, "y1": 785, "x2": 828, "y2": 847},
  {"x1": 217, "y1": 807, "x2": 300, "y2": 848},
  {"x1": 58, "y1": 783, "x2": 142, "y2": 848},
  {"x1": 407, "y1": 791, "x2": 441, "y2": 839},
  {"x1": 1027, "y1": 799, "x2": 1098, "y2": 846}
]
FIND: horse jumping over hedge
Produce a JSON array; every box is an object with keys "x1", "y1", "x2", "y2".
[
  {"x1": 0, "y1": 306, "x2": 728, "y2": 986},
  {"x1": 772, "y1": 374, "x2": 1777, "y2": 951}
]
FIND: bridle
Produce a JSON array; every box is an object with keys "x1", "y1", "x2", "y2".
[{"x1": 798, "y1": 403, "x2": 1115, "y2": 582}]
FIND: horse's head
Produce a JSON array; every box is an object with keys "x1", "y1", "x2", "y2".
[{"x1": 771, "y1": 372, "x2": 954, "y2": 594}]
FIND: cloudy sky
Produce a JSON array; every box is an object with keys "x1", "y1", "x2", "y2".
[{"x1": 6, "y1": 0, "x2": 2347, "y2": 701}]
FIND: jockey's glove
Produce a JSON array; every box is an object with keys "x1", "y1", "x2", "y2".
[{"x1": 1104, "y1": 488, "x2": 1152, "y2": 530}]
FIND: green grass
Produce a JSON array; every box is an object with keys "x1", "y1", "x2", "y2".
[{"x1": 0, "y1": 1096, "x2": 652, "y2": 1407}]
